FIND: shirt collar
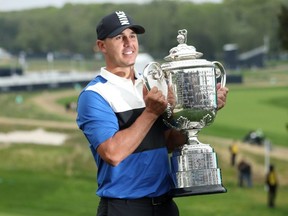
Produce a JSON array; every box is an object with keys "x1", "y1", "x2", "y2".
[{"x1": 100, "y1": 67, "x2": 143, "y2": 87}]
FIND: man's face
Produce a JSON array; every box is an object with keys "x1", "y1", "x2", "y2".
[{"x1": 99, "y1": 28, "x2": 139, "y2": 70}]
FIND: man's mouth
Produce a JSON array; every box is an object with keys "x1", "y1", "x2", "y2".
[{"x1": 123, "y1": 50, "x2": 133, "y2": 55}]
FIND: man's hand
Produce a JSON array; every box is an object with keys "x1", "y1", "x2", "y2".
[
  {"x1": 143, "y1": 86, "x2": 168, "y2": 117},
  {"x1": 216, "y1": 83, "x2": 229, "y2": 110}
]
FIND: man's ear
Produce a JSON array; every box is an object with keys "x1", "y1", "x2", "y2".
[{"x1": 96, "y1": 40, "x2": 106, "y2": 53}]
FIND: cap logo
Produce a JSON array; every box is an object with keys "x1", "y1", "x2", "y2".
[{"x1": 115, "y1": 11, "x2": 130, "y2": 26}]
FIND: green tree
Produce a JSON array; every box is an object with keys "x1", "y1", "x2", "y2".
[
  {"x1": 278, "y1": 4, "x2": 288, "y2": 50},
  {"x1": 0, "y1": 0, "x2": 286, "y2": 59}
]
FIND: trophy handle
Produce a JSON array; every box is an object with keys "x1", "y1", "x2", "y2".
[
  {"x1": 143, "y1": 62, "x2": 173, "y2": 118},
  {"x1": 212, "y1": 61, "x2": 226, "y2": 87},
  {"x1": 142, "y1": 62, "x2": 168, "y2": 98}
]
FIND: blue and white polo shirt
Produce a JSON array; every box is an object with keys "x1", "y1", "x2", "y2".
[{"x1": 76, "y1": 68, "x2": 171, "y2": 199}]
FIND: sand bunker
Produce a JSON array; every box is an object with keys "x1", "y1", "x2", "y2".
[{"x1": 0, "y1": 128, "x2": 67, "y2": 146}]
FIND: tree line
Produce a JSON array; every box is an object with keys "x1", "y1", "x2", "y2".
[{"x1": 0, "y1": 0, "x2": 287, "y2": 61}]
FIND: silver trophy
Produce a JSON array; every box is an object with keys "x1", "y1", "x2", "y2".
[{"x1": 143, "y1": 29, "x2": 227, "y2": 197}]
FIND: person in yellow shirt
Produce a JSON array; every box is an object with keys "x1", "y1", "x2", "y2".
[
  {"x1": 266, "y1": 164, "x2": 278, "y2": 208},
  {"x1": 229, "y1": 141, "x2": 238, "y2": 166}
]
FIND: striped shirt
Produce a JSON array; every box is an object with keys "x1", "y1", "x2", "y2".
[{"x1": 76, "y1": 68, "x2": 171, "y2": 199}]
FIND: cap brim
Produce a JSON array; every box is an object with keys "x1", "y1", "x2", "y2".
[{"x1": 107, "y1": 25, "x2": 145, "y2": 38}]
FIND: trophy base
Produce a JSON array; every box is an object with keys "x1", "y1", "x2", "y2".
[{"x1": 171, "y1": 184, "x2": 227, "y2": 197}]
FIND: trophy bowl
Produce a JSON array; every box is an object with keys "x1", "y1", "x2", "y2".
[{"x1": 143, "y1": 29, "x2": 227, "y2": 197}]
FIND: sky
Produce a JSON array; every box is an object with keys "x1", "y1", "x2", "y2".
[{"x1": 0, "y1": 0, "x2": 221, "y2": 12}]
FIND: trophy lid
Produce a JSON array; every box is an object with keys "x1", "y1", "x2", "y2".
[{"x1": 164, "y1": 29, "x2": 203, "y2": 61}]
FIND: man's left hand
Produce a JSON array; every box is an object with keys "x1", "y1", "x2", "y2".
[{"x1": 216, "y1": 83, "x2": 229, "y2": 110}]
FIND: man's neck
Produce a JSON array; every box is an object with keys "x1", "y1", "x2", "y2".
[{"x1": 108, "y1": 66, "x2": 135, "y2": 82}]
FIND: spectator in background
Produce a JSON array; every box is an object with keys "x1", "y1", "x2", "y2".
[
  {"x1": 266, "y1": 164, "x2": 278, "y2": 208},
  {"x1": 229, "y1": 140, "x2": 238, "y2": 166},
  {"x1": 237, "y1": 159, "x2": 252, "y2": 187}
]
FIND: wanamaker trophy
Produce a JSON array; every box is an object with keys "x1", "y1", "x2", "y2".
[{"x1": 143, "y1": 29, "x2": 227, "y2": 197}]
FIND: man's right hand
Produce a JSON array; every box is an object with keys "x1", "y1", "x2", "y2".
[{"x1": 143, "y1": 86, "x2": 168, "y2": 117}]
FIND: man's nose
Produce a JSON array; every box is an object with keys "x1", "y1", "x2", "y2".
[{"x1": 123, "y1": 37, "x2": 132, "y2": 46}]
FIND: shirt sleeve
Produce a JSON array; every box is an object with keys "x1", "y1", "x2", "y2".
[{"x1": 76, "y1": 90, "x2": 119, "y2": 150}]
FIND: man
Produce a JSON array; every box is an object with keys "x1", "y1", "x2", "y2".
[
  {"x1": 229, "y1": 140, "x2": 238, "y2": 166},
  {"x1": 76, "y1": 11, "x2": 229, "y2": 216},
  {"x1": 237, "y1": 159, "x2": 252, "y2": 187},
  {"x1": 266, "y1": 164, "x2": 278, "y2": 208}
]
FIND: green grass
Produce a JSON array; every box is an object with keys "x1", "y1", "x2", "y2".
[
  {"x1": 0, "y1": 170, "x2": 96, "y2": 216},
  {"x1": 202, "y1": 85, "x2": 288, "y2": 147},
  {"x1": 0, "y1": 91, "x2": 73, "y2": 121},
  {"x1": 0, "y1": 128, "x2": 98, "y2": 216},
  {"x1": 0, "y1": 140, "x2": 287, "y2": 216},
  {"x1": 177, "y1": 186, "x2": 288, "y2": 216}
]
